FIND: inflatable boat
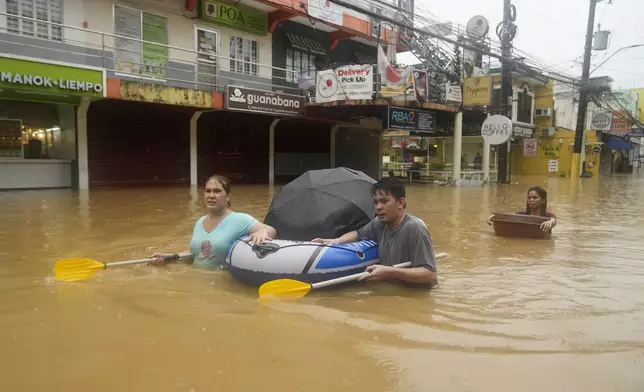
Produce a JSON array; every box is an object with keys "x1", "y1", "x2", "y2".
[{"x1": 225, "y1": 238, "x2": 379, "y2": 286}]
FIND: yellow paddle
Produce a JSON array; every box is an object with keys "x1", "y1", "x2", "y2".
[
  {"x1": 258, "y1": 252, "x2": 448, "y2": 300},
  {"x1": 54, "y1": 252, "x2": 193, "y2": 282}
]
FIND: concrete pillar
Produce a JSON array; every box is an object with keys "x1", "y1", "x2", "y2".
[
  {"x1": 376, "y1": 129, "x2": 385, "y2": 179},
  {"x1": 268, "y1": 119, "x2": 280, "y2": 186},
  {"x1": 482, "y1": 140, "x2": 490, "y2": 182},
  {"x1": 452, "y1": 111, "x2": 463, "y2": 185},
  {"x1": 190, "y1": 111, "x2": 202, "y2": 186},
  {"x1": 330, "y1": 125, "x2": 339, "y2": 168},
  {"x1": 579, "y1": 129, "x2": 587, "y2": 176},
  {"x1": 76, "y1": 98, "x2": 91, "y2": 190}
]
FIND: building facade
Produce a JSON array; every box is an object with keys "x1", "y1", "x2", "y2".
[{"x1": 1, "y1": 0, "x2": 431, "y2": 190}]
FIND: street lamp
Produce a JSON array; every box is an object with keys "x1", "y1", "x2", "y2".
[{"x1": 590, "y1": 44, "x2": 644, "y2": 75}]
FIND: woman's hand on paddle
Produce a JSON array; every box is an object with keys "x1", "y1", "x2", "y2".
[
  {"x1": 247, "y1": 229, "x2": 273, "y2": 245},
  {"x1": 150, "y1": 253, "x2": 170, "y2": 266}
]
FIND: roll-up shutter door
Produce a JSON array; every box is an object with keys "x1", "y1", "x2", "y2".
[
  {"x1": 335, "y1": 127, "x2": 381, "y2": 180},
  {"x1": 87, "y1": 100, "x2": 193, "y2": 187},
  {"x1": 197, "y1": 111, "x2": 271, "y2": 184}
]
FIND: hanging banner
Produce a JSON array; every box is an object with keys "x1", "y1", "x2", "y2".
[
  {"x1": 463, "y1": 76, "x2": 492, "y2": 106},
  {"x1": 412, "y1": 69, "x2": 428, "y2": 101},
  {"x1": 523, "y1": 138, "x2": 537, "y2": 157},
  {"x1": 379, "y1": 66, "x2": 413, "y2": 99},
  {"x1": 114, "y1": 5, "x2": 142, "y2": 75},
  {"x1": 315, "y1": 65, "x2": 373, "y2": 103},
  {"x1": 141, "y1": 13, "x2": 168, "y2": 78}
]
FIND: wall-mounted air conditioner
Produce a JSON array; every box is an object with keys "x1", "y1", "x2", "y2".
[
  {"x1": 541, "y1": 127, "x2": 556, "y2": 137},
  {"x1": 535, "y1": 108, "x2": 553, "y2": 117}
]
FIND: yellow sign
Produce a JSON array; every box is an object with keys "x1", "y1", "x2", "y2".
[
  {"x1": 119, "y1": 81, "x2": 213, "y2": 108},
  {"x1": 463, "y1": 76, "x2": 492, "y2": 106}
]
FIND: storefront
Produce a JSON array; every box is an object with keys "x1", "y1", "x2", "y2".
[
  {"x1": 86, "y1": 99, "x2": 199, "y2": 187},
  {"x1": 379, "y1": 106, "x2": 489, "y2": 182},
  {"x1": 203, "y1": 85, "x2": 325, "y2": 185},
  {"x1": 381, "y1": 106, "x2": 439, "y2": 178},
  {"x1": 0, "y1": 55, "x2": 105, "y2": 190}
]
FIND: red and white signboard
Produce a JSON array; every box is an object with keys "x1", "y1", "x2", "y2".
[
  {"x1": 307, "y1": 0, "x2": 343, "y2": 26},
  {"x1": 315, "y1": 65, "x2": 373, "y2": 103},
  {"x1": 523, "y1": 138, "x2": 537, "y2": 157},
  {"x1": 610, "y1": 110, "x2": 632, "y2": 135}
]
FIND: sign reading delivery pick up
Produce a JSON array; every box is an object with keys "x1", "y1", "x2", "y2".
[{"x1": 0, "y1": 56, "x2": 105, "y2": 103}]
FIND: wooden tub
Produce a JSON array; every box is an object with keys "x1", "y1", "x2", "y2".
[{"x1": 490, "y1": 213, "x2": 552, "y2": 239}]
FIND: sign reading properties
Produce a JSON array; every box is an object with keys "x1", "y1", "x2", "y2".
[
  {"x1": 201, "y1": 0, "x2": 268, "y2": 36},
  {"x1": 226, "y1": 86, "x2": 305, "y2": 116},
  {"x1": 386, "y1": 106, "x2": 436, "y2": 133},
  {"x1": 0, "y1": 56, "x2": 105, "y2": 98}
]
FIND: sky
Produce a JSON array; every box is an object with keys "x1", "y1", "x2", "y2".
[{"x1": 398, "y1": 0, "x2": 644, "y2": 90}]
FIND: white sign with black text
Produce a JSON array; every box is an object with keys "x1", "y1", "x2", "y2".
[
  {"x1": 591, "y1": 111, "x2": 612, "y2": 131},
  {"x1": 445, "y1": 83, "x2": 462, "y2": 103},
  {"x1": 481, "y1": 115, "x2": 513, "y2": 145},
  {"x1": 315, "y1": 65, "x2": 373, "y2": 103},
  {"x1": 548, "y1": 159, "x2": 559, "y2": 173}
]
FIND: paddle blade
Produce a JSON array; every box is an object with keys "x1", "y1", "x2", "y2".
[
  {"x1": 258, "y1": 278, "x2": 312, "y2": 300},
  {"x1": 54, "y1": 258, "x2": 106, "y2": 282}
]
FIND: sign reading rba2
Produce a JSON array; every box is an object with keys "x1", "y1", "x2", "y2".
[
  {"x1": 0, "y1": 56, "x2": 105, "y2": 98},
  {"x1": 386, "y1": 106, "x2": 435, "y2": 133},
  {"x1": 226, "y1": 86, "x2": 305, "y2": 117}
]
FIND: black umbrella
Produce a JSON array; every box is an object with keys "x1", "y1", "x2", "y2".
[{"x1": 264, "y1": 167, "x2": 377, "y2": 241}]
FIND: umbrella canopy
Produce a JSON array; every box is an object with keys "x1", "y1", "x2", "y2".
[{"x1": 264, "y1": 167, "x2": 377, "y2": 241}]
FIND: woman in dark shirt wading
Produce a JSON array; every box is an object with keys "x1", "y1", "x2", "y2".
[{"x1": 488, "y1": 186, "x2": 557, "y2": 232}]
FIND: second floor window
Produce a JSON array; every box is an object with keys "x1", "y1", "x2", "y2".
[
  {"x1": 517, "y1": 90, "x2": 533, "y2": 123},
  {"x1": 113, "y1": 5, "x2": 168, "y2": 79},
  {"x1": 196, "y1": 27, "x2": 218, "y2": 88},
  {"x1": 229, "y1": 37, "x2": 258, "y2": 76},
  {"x1": 6, "y1": 0, "x2": 63, "y2": 41},
  {"x1": 285, "y1": 49, "x2": 315, "y2": 84}
]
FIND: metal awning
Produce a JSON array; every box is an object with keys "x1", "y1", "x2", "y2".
[
  {"x1": 286, "y1": 33, "x2": 326, "y2": 55},
  {"x1": 355, "y1": 52, "x2": 376, "y2": 65}
]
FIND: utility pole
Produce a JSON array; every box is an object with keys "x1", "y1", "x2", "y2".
[
  {"x1": 572, "y1": 0, "x2": 598, "y2": 178},
  {"x1": 498, "y1": 0, "x2": 515, "y2": 184}
]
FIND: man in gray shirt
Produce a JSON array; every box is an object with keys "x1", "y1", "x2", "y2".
[{"x1": 313, "y1": 177, "x2": 438, "y2": 286}]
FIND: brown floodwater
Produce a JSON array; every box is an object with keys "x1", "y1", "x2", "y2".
[{"x1": 1, "y1": 175, "x2": 643, "y2": 392}]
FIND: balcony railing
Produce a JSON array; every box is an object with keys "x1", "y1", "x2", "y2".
[
  {"x1": 0, "y1": 12, "x2": 309, "y2": 94},
  {"x1": 0, "y1": 12, "x2": 445, "y2": 106}
]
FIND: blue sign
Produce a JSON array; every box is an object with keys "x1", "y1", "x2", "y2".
[{"x1": 386, "y1": 106, "x2": 435, "y2": 133}]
